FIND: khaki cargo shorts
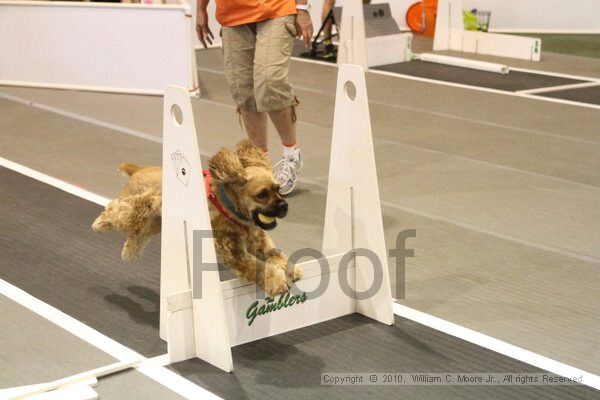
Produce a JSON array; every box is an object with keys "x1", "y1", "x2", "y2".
[{"x1": 221, "y1": 15, "x2": 298, "y2": 113}]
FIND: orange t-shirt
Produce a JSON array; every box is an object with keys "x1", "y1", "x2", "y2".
[{"x1": 215, "y1": 0, "x2": 297, "y2": 27}]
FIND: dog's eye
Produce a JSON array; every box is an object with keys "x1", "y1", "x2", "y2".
[{"x1": 256, "y1": 189, "x2": 269, "y2": 200}]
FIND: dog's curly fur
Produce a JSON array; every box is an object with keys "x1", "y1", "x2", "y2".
[{"x1": 92, "y1": 139, "x2": 301, "y2": 297}]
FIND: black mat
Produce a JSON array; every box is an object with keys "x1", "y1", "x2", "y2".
[
  {"x1": 372, "y1": 61, "x2": 588, "y2": 92},
  {"x1": 537, "y1": 85, "x2": 600, "y2": 105},
  {"x1": 3, "y1": 166, "x2": 600, "y2": 399},
  {"x1": 0, "y1": 166, "x2": 166, "y2": 357},
  {"x1": 171, "y1": 314, "x2": 599, "y2": 400}
]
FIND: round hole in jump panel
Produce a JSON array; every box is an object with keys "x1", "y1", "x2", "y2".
[
  {"x1": 171, "y1": 104, "x2": 183, "y2": 126},
  {"x1": 344, "y1": 81, "x2": 357, "y2": 101}
]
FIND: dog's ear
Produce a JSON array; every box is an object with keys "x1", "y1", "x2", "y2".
[
  {"x1": 236, "y1": 139, "x2": 271, "y2": 169},
  {"x1": 208, "y1": 148, "x2": 247, "y2": 184}
]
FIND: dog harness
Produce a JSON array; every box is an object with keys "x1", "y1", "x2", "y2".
[{"x1": 203, "y1": 170, "x2": 250, "y2": 232}]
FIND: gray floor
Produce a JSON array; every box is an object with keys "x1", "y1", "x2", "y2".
[
  {"x1": 0, "y1": 295, "x2": 116, "y2": 388},
  {"x1": 5, "y1": 167, "x2": 599, "y2": 399},
  {"x1": 0, "y1": 295, "x2": 185, "y2": 399},
  {"x1": 1, "y1": 45, "x2": 599, "y2": 398},
  {"x1": 95, "y1": 369, "x2": 186, "y2": 400}
]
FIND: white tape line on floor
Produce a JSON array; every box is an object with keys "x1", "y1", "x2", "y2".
[
  {"x1": 0, "y1": 157, "x2": 110, "y2": 207},
  {"x1": 516, "y1": 81, "x2": 600, "y2": 95},
  {"x1": 0, "y1": 279, "x2": 222, "y2": 399},
  {"x1": 393, "y1": 303, "x2": 600, "y2": 390}
]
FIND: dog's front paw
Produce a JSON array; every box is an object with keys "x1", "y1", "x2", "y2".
[
  {"x1": 92, "y1": 216, "x2": 112, "y2": 232},
  {"x1": 286, "y1": 264, "x2": 302, "y2": 282},
  {"x1": 292, "y1": 265, "x2": 303, "y2": 282},
  {"x1": 264, "y1": 266, "x2": 290, "y2": 297}
]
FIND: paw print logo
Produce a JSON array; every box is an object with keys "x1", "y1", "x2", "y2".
[{"x1": 171, "y1": 150, "x2": 191, "y2": 187}]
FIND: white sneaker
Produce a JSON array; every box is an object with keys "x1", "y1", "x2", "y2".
[{"x1": 274, "y1": 150, "x2": 303, "y2": 196}]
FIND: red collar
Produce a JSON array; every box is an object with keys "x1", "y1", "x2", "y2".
[{"x1": 203, "y1": 170, "x2": 249, "y2": 232}]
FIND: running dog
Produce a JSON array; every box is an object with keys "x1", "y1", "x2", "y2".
[{"x1": 92, "y1": 139, "x2": 301, "y2": 296}]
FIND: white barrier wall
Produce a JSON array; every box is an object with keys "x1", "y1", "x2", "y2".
[
  {"x1": 310, "y1": 0, "x2": 600, "y2": 34},
  {"x1": 462, "y1": 0, "x2": 600, "y2": 34},
  {"x1": 434, "y1": 0, "x2": 541, "y2": 62},
  {"x1": 0, "y1": 1, "x2": 199, "y2": 95}
]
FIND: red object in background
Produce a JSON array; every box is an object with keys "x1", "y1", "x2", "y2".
[
  {"x1": 406, "y1": 2, "x2": 424, "y2": 33},
  {"x1": 422, "y1": 0, "x2": 438, "y2": 37}
]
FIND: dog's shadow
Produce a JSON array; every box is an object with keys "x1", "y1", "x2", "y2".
[
  {"x1": 238, "y1": 340, "x2": 326, "y2": 389},
  {"x1": 234, "y1": 316, "x2": 372, "y2": 389},
  {"x1": 104, "y1": 285, "x2": 160, "y2": 328}
]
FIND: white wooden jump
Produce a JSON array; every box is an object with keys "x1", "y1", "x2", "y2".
[
  {"x1": 433, "y1": 0, "x2": 542, "y2": 62},
  {"x1": 0, "y1": 1, "x2": 199, "y2": 95},
  {"x1": 159, "y1": 64, "x2": 394, "y2": 372}
]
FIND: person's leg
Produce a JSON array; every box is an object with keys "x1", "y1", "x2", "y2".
[
  {"x1": 240, "y1": 110, "x2": 269, "y2": 152},
  {"x1": 222, "y1": 24, "x2": 270, "y2": 152},
  {"x1": 270, "y1": 104, "x2": 302, "y2": 195},
  {"x1": 322, "y1": 0, "x2": 335, "y2": 23},
  {"x1": 254, "y1": 16, "x2": 302, "y2": 194},
  {"x1": 254, "y1": 17, "x2": 298, "y2": 147},
  {"x1": 268, "y1": 107, "x2": 296, "y2": 148},
  {"x1": 322, "y1": 0, "x2": 336, "y2": 48}
]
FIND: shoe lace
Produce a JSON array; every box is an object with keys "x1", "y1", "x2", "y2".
[{"x1": 274, "y1": 156, "x2": 298, "y2": 185}]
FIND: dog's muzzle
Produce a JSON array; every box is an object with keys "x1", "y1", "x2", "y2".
[{"x1": 253, "y1": 200, "x2": 288, "y2": 230}]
